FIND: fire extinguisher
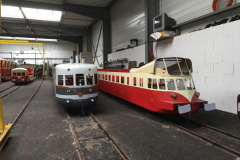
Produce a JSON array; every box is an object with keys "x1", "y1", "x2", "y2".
[{"x1": 237, "y1": 95, "x2": 240, "y2": 119}]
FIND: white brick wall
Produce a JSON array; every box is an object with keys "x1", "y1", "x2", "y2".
[{"x1": 155, "y1": 20, "x2": 240, "y2": 114}]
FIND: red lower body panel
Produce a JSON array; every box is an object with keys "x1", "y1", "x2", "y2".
[
  {"x1": 11, "y1": 76, "x2": 30, "y2": 83},
  {"x1": 98, "y1": 80, "x2": 207, "y2": 115}
]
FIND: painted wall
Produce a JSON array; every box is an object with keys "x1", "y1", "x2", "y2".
[
  {"x1": 0, "y1": 41, "x2": 76, "y2": 66},
  {"x1": 154, "y1": 20, "x2": 240, "y2": 114},
  {"x1": 92, "y1": 20, "x2": 103, "y2": 56},
  {"x1": 82, "y1": 35, "x2": 87, "y2": 52}
]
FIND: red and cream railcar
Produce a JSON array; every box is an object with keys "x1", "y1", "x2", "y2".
[
  {"x1": 0, "y1": 58, "x2": 18, "y2": 81},
  {"x1": 11, "y1": 67, "x2": 36, "y2": 83},
  {"x1": 98, "y1": 57, "x2": 215, "y2": 115}
]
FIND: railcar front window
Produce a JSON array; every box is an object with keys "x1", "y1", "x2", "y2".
[
  {"x1": 76, "y1": 74, "x2": 85, "y2": 86},
  {"x1": 176, "y1": 79, "x2": 185, "y2": 90},
  {"x1": 191, "y1": 79, "x2": 196, "y2": 89},
  {"x1": 167, "y1": 79, "x2": 175, "y2": 90},
  {"x1": 13, "y1": 73, "x2": 16, "y2": 76},
  {"x1": 86, "y1": 74, "x2": 93, "y2": 85},
  {"x1": 165, "y1": 58, "x2": 181, "y2": 75},
  {"x1": 185, "y1": 79, "x2": 194, "y2": 90},
  {"x1": 158, "y1": 79, "x2": 166, "y2": 90},
  {"x1": 94, "y1": 74, "x2": 98, "y2": 84},
  {"x1": 65, "y1": 75, "x2": 73, "y2": 86},
  {"x1": 17, "y1": 73, "x2": 21, "y2": 76},
  {"x1": 178, "y1": 58, "x2": 190, "y2": 75},
  {"x1": 58, "y1": 75, "x2": 63, "y2": 85},
  {"x1": 22, "y1": 72, "x2": 25, "y2": 76}
]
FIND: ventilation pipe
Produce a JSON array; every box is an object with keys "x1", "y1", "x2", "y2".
[
  {"x1": 82, "y1": 56, "x2": 85, "y2": 64},
  {"x1": 70, "y1": 56, "x2": 73, "y2": 64}
]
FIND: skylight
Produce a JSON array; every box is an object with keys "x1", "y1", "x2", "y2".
[
  {"x1": 22, "y1": 8, "x2": 62, "y2": 22},
  {"x1": 1, "y1": 6, "x2": 24, "y2": 19}
]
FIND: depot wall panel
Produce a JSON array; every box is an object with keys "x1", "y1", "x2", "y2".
[
  {"x1": 155, "y1": 20, "x2": 240, "y2": 114},
  {"x1": 110, "y1": 0, "x2": 145, "y2": 53},
  {"x1": 92, "y1": 20, "x2": 103, "y2": 56},
  {"x1": 160, "y1": 0, "x2": 240, "y2": 33},
  {"x1": 83, "y1": 35, "x2": 87, "y2": 52}
]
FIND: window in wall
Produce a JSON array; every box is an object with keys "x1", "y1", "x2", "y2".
[
  {"x1": 94, "y1": 74, "x2": 98, "y2": 84},
  {"x1": 116, "y1": 76, "x2": 119, "y2": 82},
  {"x1": 121, "y1": 76, "x2": 124, "y2": 84},
  {"x1": 112, "y1": 75, "x2": 115, "y2": 82},
  {"x1": 153, "y1": 78, "x2": 157, "y2": 89},
  {"x1": 127, "y1": 77, "x2": 129, "y2": 85},
  {"x1": 167, "y1": 79, "x2": 175, "y2": 90},
  {"x1": 133, "y1": 77, "x2": 136, "y2": 86},
  {"x1": 65, "y1": 75, "x2": 73, "y2": 86},
  {"x1": 109, "y1": 75, "x2": 111, "y2": 81},
  {"x1": 139, "y1": 78, "x2": 143, "y2": 87},
  {"x1": 58, "y1": 75, "x2": 63, "y2": 85},
  {"x1": 76, "y1": 74, "x2": 85, "y2": 86},
  {"x1": 158, "y1": 79, "x2": 166, "y2": 90},
  {"x1": 176, "y1": 79, "x2": 185, "y2": 90},
  {"x1": 86, "y1": 74, "x2": 93, "y2": 85},
  {"x1": 148, "y1": 78, "x2": 152, "y2": 89}
]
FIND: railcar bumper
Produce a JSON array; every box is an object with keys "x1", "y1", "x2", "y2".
[{"x1": 56, "y1": 96, "x2": 98, "y2": 108}]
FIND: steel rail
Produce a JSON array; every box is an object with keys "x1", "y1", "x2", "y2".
[
  {"x1": 88, "y1": 110, "x2": 131, "y2": 160},
  {"x1": 1, "y1": 86, "x2": 21, "y2": 99},
  {"x1": 10, "y1": 80, "x2": 43, "y2": 130},
  {"x1": 0, "y1": 85, "x2": 15, "y2": 93},
  {"x1": 66, "y1": 112, "x2": 86, "y2": 160},
  {"x1": 179, "y1": 116, "x2": 240, "y2": 142},
  {"x1": 155, "y1": 115, "x2": 240, "y2": 158}
]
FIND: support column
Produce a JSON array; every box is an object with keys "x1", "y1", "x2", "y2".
[
  {"x1": 87, "y1": 28, "x2": 92, "y2": 53},
  {"x1": 78, "y1": 37, "x2": 83, "y2": 53},
  {"x1": 103, "y1": 10, "x2": 111, "y2": 68},
  {"x1": 145, "y1": 0, "x2": 158, "y2": 63}
]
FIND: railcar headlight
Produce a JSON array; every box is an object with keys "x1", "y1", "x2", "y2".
[
  {"x1": 196, "y1": 92, "x2": 200, "y2": 97},
  {"x1": 66, "y1": 90, "x2": 71, "y2": 93},
  {"x1": 171, "y1": 93, "x2": 177, "y2": 98}
]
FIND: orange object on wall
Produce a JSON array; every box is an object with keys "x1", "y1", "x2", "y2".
[{"x1": 212, "y1": 0, "x2": 233, "y2": 11}]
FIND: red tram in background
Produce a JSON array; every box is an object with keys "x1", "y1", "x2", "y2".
[
  {"x1": 98, "y1": 57, "x2": 215, "y2": 115},
  {"x1": 0, "y1": 58, "x2": 18, "y2": 81}
]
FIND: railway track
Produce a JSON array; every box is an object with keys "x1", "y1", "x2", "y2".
[
  {"x1": 1, "y1": 86, "x2": 22, "y2": 99},
  {"x1": 154, "y1": 114, "x2": 240, "y2": 158},
  {"x1": 10, "y1": 80, "x2": 43, "y2": 130},
  {"x1": 0, "y1": 85, "x2": 15, "y2": 93},
  {"x1": 66, "y1": 109, "x2": 131, "y2": 160}
]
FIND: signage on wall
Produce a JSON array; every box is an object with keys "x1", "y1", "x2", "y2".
[{"x1": 212, "y1": 0, "x2": 233, "y2": 11}]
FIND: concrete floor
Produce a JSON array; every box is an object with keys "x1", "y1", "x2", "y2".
[{"x1": 0, "y1": 79, "x2": 239, "y2": 160}]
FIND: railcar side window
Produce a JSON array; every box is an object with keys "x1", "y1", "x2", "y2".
[
  {"x1": 58, "y1": 75, "x2": 63, "y2": 85},
  {"x1": 109, "y1": 75, "x2": 111, "y2": 81},
  {"x1": 105, "y1": 75, "x2": 107, "y2": 80},
  {"x1": 65, "y1": 75, "x2": 73, "y2": 86},
  {"x1": 176, "y1": 79, "x2": 185, "y2": 90},
  {"x1": 167, "y1": 79, "x2": 175, "y2": 90},
  {"x1": 86, "y1": 74, "x2": 93, "y2": 85},
  {"x1": 76, "y1": 74, "x2": 85, "y2": 86},
  {"x1": 185, "y1": 79, "x2": 193, "y2": 90},
  {"x1": 116, "y1": 76, "x2": 119, "y2": 83},
  {"x1": 112, "y1": 75, "x2": 115, "y2": 82},
  {"x1": 153, "y1": 79, "x2": 157, "y2": 89},
  {"x1": 102, "y1": 74, "x2": 104, "y2": 79},
  {"x1": 127, "y1": 77, "x2": 129, "y2": 85},
  {"x1": 121, "y1": 76, "x2": 124, "y2": 84},
  {"x1": 158, "y1": 79, "x2": 166, "y2": 90},
  {"x1": 94, "y1": 74, "x2": 98, "y2": 84},
  {"x1": 133, "y1": 77, "x2": 136, "y2": 86},
  {"x1": 148, "y1": 78, "x2": 152, "y2": 89},
  {"x1": 139, "y1": 78, "x2": 143, "y2": 87},
  {"x1": 98, "y1": 74, "x2": 100, "y2": 79}
]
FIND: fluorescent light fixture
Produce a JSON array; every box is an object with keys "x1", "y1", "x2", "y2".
[
  {"x1": 22, "y1": 8, "x2": 62, "y2": 22},
  {"x1": 0, "y1": 36, "x2": 14, "y2": 40},
  {"x1": 1, "y1": 6, "x2": 24, "y2": 19},
  {"x1": 16, "y1": 37, "x2": 35, "y2": 41},
  {"x1": 37, "y1": 38, "x2": 57, "y2": 42}
]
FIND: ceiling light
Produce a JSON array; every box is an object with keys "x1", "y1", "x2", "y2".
[
  {"x1": 37, "y1": 38, "x2": 57, "y2": 42},
  {"x1": 1, "y1": 5, "x2": 24, "y2": 19},
  {"x1": 0, "y1": 36, "x2": 14, "y2": 40},
  {"x1": 22, "y1": 8, "x2": 62, "y2": 22}
]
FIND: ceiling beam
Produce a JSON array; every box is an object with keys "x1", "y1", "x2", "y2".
[
  {"x1": 18, "y1": 7, "x2": 35, "y2": 36},
  {"x1": 0, "y1": 33, "x2": 79, "y2": 42},
  {"x1": 107, "y1": 0, "x2": 119, "y2": 9},
  {"x1": 2, "y1": 0, "x2": 106, "y2": 20},
  {"x1": 1, "y1": 22, "x2": 88, "y2": 34}
]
